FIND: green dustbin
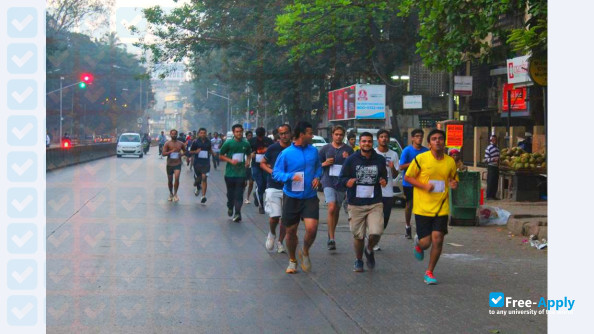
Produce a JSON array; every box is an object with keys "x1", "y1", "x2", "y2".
[{"x1": 449, "y1": 171, "x2": 481, "y2": 226}]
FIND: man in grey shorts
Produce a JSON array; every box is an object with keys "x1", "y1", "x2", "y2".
[{"x1": 318, "y1": 125, "x2": 354, "y2": 250}]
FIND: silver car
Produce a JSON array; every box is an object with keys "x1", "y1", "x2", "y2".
[{"x1": 116, "y1": 133, "x2": 143, "y2": 158}]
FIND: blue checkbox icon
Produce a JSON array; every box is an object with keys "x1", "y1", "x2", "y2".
[
  {"x1": 7, "y1": 80, "x2": 37, "y2": 110},
  {"x1": 8, "y1": 152, "x2": 37, "y2": 182},
  {"x1": 7, "y1": 188, "x2": 37, "y2": 218},
  {"x1": 7, "y1": 7, "x2": 37, "y2": 38},
  {"x1": 8, "y1": 44, "x2": 37, "y2": 74},
  {"x1": 7, "y1": 224, "x2": 37, "y2": 254},
  {"x1": 489, "y1": 292, "x2": 505, "y2": 307},
  {"x1": 7, "y1": 295, "x2": 38, "y2": 326},
  {"x1": 7, "y1": 259, "x2": 38, "y2": 290},
  {"x1": 7, "y1": 116, "x2": 37, "y2": 146}
]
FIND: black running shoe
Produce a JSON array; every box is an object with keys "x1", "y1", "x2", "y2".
[{"x1": 364, "y1": 247, "x2": 376, "y2": 269}]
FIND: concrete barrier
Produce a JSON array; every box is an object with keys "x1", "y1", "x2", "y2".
[{"x1": 46, "y1": 143, "x2": 117, "y2": 171}]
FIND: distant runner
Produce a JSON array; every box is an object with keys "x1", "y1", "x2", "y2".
[
  {"x1": 219, "y1": 124, "x2": 252, "y2": 222},
  {"x1": 162, "y1": 129, "x2": 187, "y2": 202},
  {"x1": 189, "y1": 128, "x2": 212, "y2": 204},
  {"x1": 211, "y1": 132, "x2": 222, "y2": 170}
]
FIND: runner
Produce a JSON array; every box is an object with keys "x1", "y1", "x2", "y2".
[
  {"x1": 158, "y1": 131, "x2": 166, "y2": 159},
  {"x1": 399, "y1": 129, "x2": 429, "y2": 239},
  {"x1": 260, "y1": 124, "x2": 292, "y2": 253},
  {"x1": 318, "y1": 125, "x2": 353, "y2": 250},
  {"x1": 340, "y1": 132, "x2": 388, "y2": 272},
  {"x1": 186, "y1": 132, "x2": 194, "y2": 170},
  {"x1": 219, "y1": 124, "x2": 252, "y2": 222},
  {"x1": 404, "y1": 129, "x2": 458, "y2": 285},
  {"x1": 347, "y1": 132, "x2": 360, "y2": 151},
  {"x1": 373, "y1": 129, "x2": 400, "y2": 251},
  {"x1": 189, "y1": 128, "x2": 212, "y2": 204},
  {"x1": 161, "y1": 129, "x2": 187, "y2": 202},
  {"x1": 244, "y1": 130, "x2": 255, "y2": 205},
  {"x1": 249, "y1": 127, "x2": 274, "y2": 214},
  {"x1": 273, "y1": 121, "x2": 322, "y2": 273},
  {"x1": 211, "y1": 132, "x2": 222, "y2": 170}
]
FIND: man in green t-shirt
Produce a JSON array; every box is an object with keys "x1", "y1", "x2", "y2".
[{"x1": 219, "y1": 124, "x2": 252, "y2": 222}]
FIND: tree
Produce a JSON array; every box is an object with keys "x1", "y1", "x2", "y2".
[
  {"x1": 47, "y1": 0, "x2": 114, "y2": 35},
  {"x1": 507, "y1": 0, "x2": 547, "y2": 58}
]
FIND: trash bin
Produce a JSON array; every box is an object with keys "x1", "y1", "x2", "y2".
[{"x1": 449, "y1": 171, "x2": 481, "y2": 226}]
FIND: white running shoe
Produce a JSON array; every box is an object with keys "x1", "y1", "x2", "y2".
[
  {"x1": 244, "y1": 199, "x2": 250, "y2": 204},
  {"x1": 265, "y1": 232, "x2": 275, "y2": 251},
  {"x1": 173, "y1": 194, "x2": 179, "y2": 202},
  {"x1": 168, "y1": 194, "x2": 174, "y2": 201},
  {"x1": 373, "y1": 244, "x2": 381, "y2": 251},
  {"x1": 276, "y1": 241, "x2": 286, "y2": 254}
]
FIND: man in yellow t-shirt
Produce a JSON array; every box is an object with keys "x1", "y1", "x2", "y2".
[{"x1": 404, "y1": 129, "x2": 458, "y2": 285}]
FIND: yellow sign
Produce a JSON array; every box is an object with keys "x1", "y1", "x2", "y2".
[{"x1": 529, "y1": 58, "x2": 547, "y2": 86}]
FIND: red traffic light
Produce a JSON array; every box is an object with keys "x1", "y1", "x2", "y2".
[{"x1": 80, "y1": 72, "x2": 94, "y2": 84}]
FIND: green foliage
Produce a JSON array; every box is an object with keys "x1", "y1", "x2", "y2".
[{"x1": 507, "y1": 0, "x2": 547, "y2": 57}]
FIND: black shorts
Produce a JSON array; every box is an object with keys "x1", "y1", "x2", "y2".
[
  {"x1": 282, "y1": 195, "x2": 319, "y2": 227},
  {"x1": 415, "y1": 214, "x2": 448, "y2": 239},
  {"x1": 194, "y1": 163, "x2": 210, "y2": 175},
  {"x1": 403, "y1": 186, "x2": 414, "y2": 203},
  {"x1": 166, "y1": 164, "x2": 182, "y2": 175}
]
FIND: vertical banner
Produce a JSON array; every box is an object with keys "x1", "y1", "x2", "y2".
[
  {"x1": 445, "y1": 124, "x2": 464, "y2": 148},
  {"x1": 1, "y1": 1, "x2": 46, "y2": 332}
]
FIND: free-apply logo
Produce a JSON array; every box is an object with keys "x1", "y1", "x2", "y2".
[{"x1": 489, "y1": 292, "x2": 576, "y2": 313}]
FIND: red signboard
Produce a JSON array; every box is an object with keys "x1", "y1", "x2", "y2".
[
  {"x1": 328, "y1": 85, "x2": 356, "y2": 121},
  {"x1": 502, "y1": 84, "x2": 527, "y2": 112},
  {"x1": 446, "y1": 124, "x2": 464, "y2": 148}
]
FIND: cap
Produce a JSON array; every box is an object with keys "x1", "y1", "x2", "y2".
[{"x1": 448, "y1": 148, "x2": 460, "y2": 155}]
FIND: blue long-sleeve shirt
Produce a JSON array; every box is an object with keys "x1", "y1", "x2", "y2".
[{"x1": 273, "y1": 143, "x2": 323, "y2": 199}]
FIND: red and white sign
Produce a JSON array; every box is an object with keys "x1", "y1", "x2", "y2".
[
  {"x1": 328, "y1": 85, "x2": 385, "y2": 120},
  {"x1": 454, "y1": 76, "x2": 473, "y2": 96},
  {"x1": 502, "y1": 84, "x2": 527, "y2": 112},
  {"x1": 506, "y1": 55, "x2": 532, "y2": 84}
]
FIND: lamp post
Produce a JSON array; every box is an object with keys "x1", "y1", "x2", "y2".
[{"x1": 206, "y1": 89, "x2": 231, "y2": 131}]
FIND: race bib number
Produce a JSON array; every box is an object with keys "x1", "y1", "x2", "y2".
[
  {"x1": 170, "y1": 152, "x2": 180, "y2": 159},
  {"x1": 255, "y1": 154, "x2": 265, "y2": 163},
  {"x1": 198, "y1": 150, "x2": 208, "y2": 159},
  {"x1": 232, "y1": 153, "x2": 244, "y2": 162},
  {"x1": 329, "y1": 164, "x2": 342, "y2": 177},
  {"x1": 356, "y1": 185, "x2": 375, "y2": 198},
  {"x1": 429, "y1": 180, "x2": 446, "y2": 193},
  {"x1": 292, "y1": 172, "x2": 304, "y2": 192}
]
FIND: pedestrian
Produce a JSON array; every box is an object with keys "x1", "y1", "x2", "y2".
[
  {"x1": 260, "y1": 124, "x2": 292, "y2": 253},
  {"x1": 162, "y1": 129, "x2": 187, "y2": 202},
  {"x1": 273, "y1": 121, "x2": 322, "y2": 273},
  {"x1": 249, "y1": 127, "x2": 274, "y2": 214},
  {"x1": 319, "y1": 125, "x2": 353, "y2": 251},
  {"x1": 399, "y1": 129, "x2": 429, "y2": 239},
  {"x1": 340, "y1": 132, "x2": 388, "y2": 272},
  {"x1": 448, "y1": 148, "x2": 467, "y2": 172},
  {"x1": 404, "y1": 129, "x2": 458, "y2": 285},
  {"x1": 211, "y1": 132, "x2": 222, "y2": 169},
  {"x1": 158, "y1": 131, "x2": 167, "y2": 158},
  {"x1": 347, "y1": 132, "x2": 360, "y2": 151},
  {"x1": 244, "y1": 130, "x2": 255, "y2": 205},
  {"x1": 186, "y1": 132, "x2": 194, "y2": 170},
  {"x1": 374, "y1": 129, "x2": 400, "y2": 251},
  {"x1": 189, "y1": 128, "x2": 212, "y2": 204},
  {"x1": 485, "y1": 134, "x2": 500, "y2": 200},
  {"x1": 219, "y1": 124, "x2": 252, "y2": 222}
]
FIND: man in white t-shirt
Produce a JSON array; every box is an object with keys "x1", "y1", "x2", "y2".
[
  {"x1": 374, "y1": 129, "x2": 399, "y2": 251},
  {"x1": 210, "y1": 132, "x2": 223, "y2": 170}
]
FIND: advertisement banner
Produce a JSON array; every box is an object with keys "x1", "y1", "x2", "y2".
[
  {"x1": 355, "y1": 84, "x2": 385, "y2": 119},
  {"x1": 328, "y1": 85, "x2": 356, "y2": 121},
  {"x1": 446, "y1": 124, "x2": 464, "y2": 148},
  {"x1": 454, "y1": 76, "x2": 473, "y2": 95},
  {"x1": 507, "y1": 55, "x2": 532, "y2": 84},
  {"x1": 403, "y1": 95, "x2": 422, "y2": 109},
  {"x1": 501, "y1": 84, "x2": 529, "y2": 117}
]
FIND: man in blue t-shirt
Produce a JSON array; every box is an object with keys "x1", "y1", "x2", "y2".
[
  {"x1": 189, "y1": 128, "x2": 212, "y2": 204},
  {"x1": 399, "y1": 129, "x2": 429, "y2": 239}
]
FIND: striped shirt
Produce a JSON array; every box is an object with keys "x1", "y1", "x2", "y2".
[{"x1": 484, "y1": 144, "x2": 499, "y2": 166}]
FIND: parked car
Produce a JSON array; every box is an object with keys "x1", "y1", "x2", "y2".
[
  {"x1": 116, "y1": 133, "x2": 143, "y2": 158},
  {"x1": 312, "y1": 135, "x2": 327, "y2": 151}
]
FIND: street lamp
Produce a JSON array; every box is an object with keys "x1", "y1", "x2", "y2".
[{"x1": 207, "y1": 88, "x2": 231, "y2": 131}]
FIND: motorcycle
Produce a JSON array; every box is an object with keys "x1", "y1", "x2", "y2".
[{"x1": 142, "y1": 140, "x2": 150, "y2": 154}]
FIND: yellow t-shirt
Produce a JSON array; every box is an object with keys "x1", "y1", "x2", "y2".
[{"x1": 405, "y1": 151, "x2": 458, "y2": 217}]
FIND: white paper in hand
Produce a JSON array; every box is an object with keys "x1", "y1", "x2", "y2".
[
  {"x1": 356, "y1": 185, "x2": 375, "y2": 198},
  {"x1": 329, "y1": 164, "x2": 342, "y2": 177},
  {"x1": 232, "y1": 153, "x2": 244, "y2": 163},
  {"x1": 292, "y1": 172, "x2": 305, "y2": 192},
  {"x1": 429, "y1": 180, "x2": 446, "y2": 193},
  {"x1": 198, "y1": 150, "x2": 208, "y2": 159}
]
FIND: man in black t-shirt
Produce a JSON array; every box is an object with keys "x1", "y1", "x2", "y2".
[
  {"x1": 249, "y1": 127, "x2": 274, "y2": 214},
  {"x1": 189, "y1": 128, "x2": 213, "y2": 204}
]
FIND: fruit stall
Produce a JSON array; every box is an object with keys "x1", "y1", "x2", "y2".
[{"x1": 497, "y1": 147, "x2": 547, "y2": 201}]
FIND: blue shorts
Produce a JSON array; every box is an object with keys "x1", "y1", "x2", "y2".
[{"x1": 323, "y1": 187, "x2": 346, "y2": 204}]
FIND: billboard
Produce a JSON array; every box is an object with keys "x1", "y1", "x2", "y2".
[
  {"x1": 507, "y1": 55, "x2": 532, "y2": 84},
  {"x1": 501, "y1": 83, "x2": 529, "y2": 117},
  {"x1": 454, "y1": 76, "x2": 473, "y2": 95},
  {"x1": 328, "y1": 84, "x2": 385, "y2": 120}
]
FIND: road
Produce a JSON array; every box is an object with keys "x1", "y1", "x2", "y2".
[{"x1": 47, "y1": 151, "x2": 547, "y2": 333}]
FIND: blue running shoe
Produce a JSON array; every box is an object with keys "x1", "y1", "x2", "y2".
[
  {"x1": 353, "y1": 259, "x2": 364, "y2": 272},
  {"x1": 424, "y1": 272, "x2": 437, "y2": 285},
  {"x1": 414, "y1": 235, "x2": 424, "y2": 261}
]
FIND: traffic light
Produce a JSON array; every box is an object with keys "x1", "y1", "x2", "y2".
[{"x1": 79, "y1": 72, "x2": 94, "y2": 88}]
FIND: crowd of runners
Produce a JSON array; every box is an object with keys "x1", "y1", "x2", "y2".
[{"x1": 157, "y1": 122, "x2": 458, "y2": 285}]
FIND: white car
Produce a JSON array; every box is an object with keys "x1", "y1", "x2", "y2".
[
  {"x1": 116, "y1": 133, "x2": 143, "y2": 158},
  {"x1": 312, "y1": 135, "x2": 327, "y2": 151}
]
